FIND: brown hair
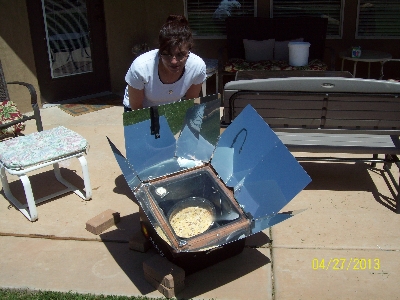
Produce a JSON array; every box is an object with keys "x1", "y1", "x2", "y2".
[{"x1": 159, "y1": 15, "x2": 193, "y2": 54}]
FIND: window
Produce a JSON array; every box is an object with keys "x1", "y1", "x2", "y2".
[
  {"x1": 271, "y1": 0, "x2": 344, "y2": 38},
  {"x1": 185, "y1": 0, "x2": 256, "y2": 38},
  {"x1": 356, "y1": 0, "x2": 400, "y2": 38}
]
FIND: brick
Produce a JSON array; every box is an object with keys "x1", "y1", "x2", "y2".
[
  {"x1": 144, "y1": 272, "x2": 184, "y2": 298},
  {"x1": 129, "y1": 230, "x2": 151, "y2": 252},
  {"x1": 85, "y1": 209, "x2": 120, "y2": 235},
  {"x1": 143, "y1": 255, "x2": 185, "y2": 288}
]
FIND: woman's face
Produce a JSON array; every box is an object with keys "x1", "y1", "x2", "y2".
[{"x1": 160, "y1": 44, "x2": 190, "y2": 74}]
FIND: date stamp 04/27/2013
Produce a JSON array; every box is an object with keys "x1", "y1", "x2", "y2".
[{"x1": 312, "y1": 258, "x2": 380, "y2": 271}]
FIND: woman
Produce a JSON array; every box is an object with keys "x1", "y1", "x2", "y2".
[{"x1": 123, "y1": 15, "x2": 206, "y2": 111}]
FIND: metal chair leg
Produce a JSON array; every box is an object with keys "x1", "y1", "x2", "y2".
[
  {"x1": 1, "y1": 166, "x2": 38, "y2": 221},
  {"x1": 53, "y1": 155, "x2": 92, "y2": 201},
  {"x1": 19, "y1": 174, "x2": 38, "y2": 221},
  {"x1": 1, "y1": 154, "x2": 91, "y2": 221}
]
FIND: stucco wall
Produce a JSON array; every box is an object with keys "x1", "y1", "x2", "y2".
[
  {"x1": 0, "y1": 0, "x2": 39, "y2": 113},
  {"x1": 104, "y1": 0, "x2": 185, "y2": 95}
]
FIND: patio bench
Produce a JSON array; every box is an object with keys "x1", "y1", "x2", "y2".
[
  {"x1": 218, "y1": 16, "x2": 332, "y2": 94},
  {"x1": 222, "y1": 77, "x2": 400, "y2": 213}
]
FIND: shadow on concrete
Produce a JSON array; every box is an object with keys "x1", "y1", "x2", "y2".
[
  {"x1": 3, "y1": 167, "x2": 86, "y2": 209},
  {"x1": 371, "y1": 168, "x2": 398, "y2": 213},
  {"x1": 99, "y1": 213, "x2": 155, "y2": 295},
  {"x1": 246, "y1": 231, "x2": 272, "y2": 247},
  {"x1": 179, "y1": 248, "x2": 271, "y2": 299},
  {"x1": 100, "y1": 213, "x2": 271, "y2": 298},
  {"x1": 301, "y1": 162, "x2": 374, "y2": 191},
  {"x1": 301, "y1": 161, "x2": 398, "y2": 213},
  {"x1": 112, "y1": 174, "x2": 137, "y2": 203},
  {"x1": 99, "y1": 212, "x2": 141, "y2": 243}
]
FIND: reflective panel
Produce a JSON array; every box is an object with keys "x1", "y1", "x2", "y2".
[
  {"x1": 124, "y1": 116, "x2": 178, "y2": 180},
  {"x1": 234, "y1": 142, "x2": 311, "y2": 218},
  {"x1": 107, "y1": 137, "x2": 141, "y2": 191},
  {"x1": 212, "y1": 105, "x2": 311, "y2": 220},
  {"x1": 123, "y1": 98, "x2": 220, "y2": 182},
  {"x1": 109, "y1": 97, "x2": 311, "y2": 253},
  {"x1": 176, "y1": 99, "x2": 220, "y2": 162},
  {"x1": 123, "y1": 99, "x2": 195, "y2": 133},
  {"x1": 212, "y1": 105, "x2": 281, "y2": 187},
  {"x1": 252, "y1": 209, "x2": 307, "y2": 233}
]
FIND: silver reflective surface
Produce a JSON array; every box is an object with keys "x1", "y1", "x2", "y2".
[
  {"x1": 123, "y1": 99, "x2": 220, "y2": 182},
  {"x1": 124, "y1": 116, "x2": 179, "y2": 181},
  {"x1": 107, "y1": 137, "x2": 141, "y2": 191},
  {"x1": 109, "y1": 97, "x2": 311, "y2": 252},
  {"x1": 212, "y1": 105, "x2": 311, "y2": 219},
  {"x1": 176, "y1": 101, "x2": 220, "y2": 162}
]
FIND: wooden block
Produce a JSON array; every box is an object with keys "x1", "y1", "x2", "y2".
[
  {"x1": 85, "y1": 209, "x2": 120, "y2": 235},
  {"x1": 144, "y1": 272, "x2": 184, "y2": 298},
  {"x1": 129, "y1": 230, "x2": 151, "y2": 252},
  {"x1": 143, "y1": 255, "x2": 185, "y2": 288}
]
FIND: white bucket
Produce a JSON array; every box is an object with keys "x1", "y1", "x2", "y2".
[{"x1": 288, "y1": 42, "x2": 310, "y2": 66}]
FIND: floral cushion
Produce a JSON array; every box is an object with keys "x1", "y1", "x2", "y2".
[
  {"x1": 0, "y1": 126, "x2": 88, "y2": 170},
  {"x1": 224, "y1": 58, "x2": 328, "y2": 73},
  {"x1": 0, "y1": 100, "x2": 25, "y2": 137}
]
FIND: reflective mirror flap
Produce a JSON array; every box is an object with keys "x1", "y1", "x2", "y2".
[
  {"x1": 110, "y1": 98, "x2": 311, "y2": 253},
  {"x1": 107, "y1": 137, "x2": 141, "y2": 192},
  {"x1": 122, "y1": 97, "x2": 220, "y2": 182},
  {"x1": 124, "y1": 116, "x2": 179, "y2": 180},
  {"x1": 176, "y1": 98, "x2": 220, "y2": 162},
  {"x1": 212, "y1": 105, "x2": 311, "y2": 227},
  {"x1": 212, "y1": 105, "x2": 282, "y2": 187}
]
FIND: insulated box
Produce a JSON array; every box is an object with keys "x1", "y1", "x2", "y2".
[{"x1": 108, "y1": 95, "x2": 311, "y2": 274}]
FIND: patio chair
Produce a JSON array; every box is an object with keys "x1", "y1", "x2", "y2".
[
  {"x1": 380, "y1": 59, "x2": 400, "y2": 81},
  {"x1": 0, "y1": 60, "x2": 92, "y2": 221}
]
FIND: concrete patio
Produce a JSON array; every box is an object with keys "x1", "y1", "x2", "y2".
[{"x1": 0, "y1": 104, "x2": 399, "y2": 299}]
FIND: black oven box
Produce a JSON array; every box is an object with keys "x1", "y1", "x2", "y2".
[{"x1": 108, "y1": 95, "x2": 311, "y2": 274}]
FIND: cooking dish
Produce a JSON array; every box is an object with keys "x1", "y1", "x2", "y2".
[{"x1": 167, "y1": 197, "x2": 216, "y2": 238}]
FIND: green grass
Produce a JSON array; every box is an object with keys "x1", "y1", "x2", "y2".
[{"x1": 0, "y1": 289, "x2": 164, "y2": 300}]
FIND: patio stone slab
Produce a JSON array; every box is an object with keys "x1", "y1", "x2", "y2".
[
  {"x1": 179, "y1": 247, "x2": 272, "y2": 300},
  {"x1": 271, "y1": 160, "x2": 400, "y2": 250},
  {"x1": 272, "y1": 247, "x2": 400, "y2": 300},
  {"x1": 0, "y1": 235, "x2": 272, "y2": 300},
  {"x1": 0, "y1": 110, "x2": 137, "y2": 241},
  {"x1": 0, "y1": 105, "x2": 399, "y2": 299}
]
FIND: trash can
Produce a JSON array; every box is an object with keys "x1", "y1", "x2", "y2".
[{"x1": 288, "y1": 42, "x2": 311, "y2": 66}]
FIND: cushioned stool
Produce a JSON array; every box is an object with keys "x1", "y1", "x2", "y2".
[{"x1": 0, "y1": 126, "x2": 92, "y2": 221}]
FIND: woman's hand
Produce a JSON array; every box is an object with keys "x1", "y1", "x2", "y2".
[{"x1": 128, "y1": 85, "x2": 145, "y2": 110}]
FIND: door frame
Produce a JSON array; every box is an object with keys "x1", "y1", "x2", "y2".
[{"x1": 26, "y1": 0, "x2": 111, "y2": 103}]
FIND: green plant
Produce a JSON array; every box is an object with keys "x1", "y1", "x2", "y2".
[{"x1": 0, "y1": 289, "x2": 163, "y2": 300}]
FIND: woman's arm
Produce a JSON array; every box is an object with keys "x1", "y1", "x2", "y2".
[
  {"x1": 128, "y1": 85, "x2": 145, "y2": 110},
  {"x1": 184, "y1": 83, "x2": 203, "y2": 100}
]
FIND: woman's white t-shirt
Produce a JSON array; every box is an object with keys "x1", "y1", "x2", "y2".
[{"x1": 123, "y1": 49, "x2": 206, "y2": 108}]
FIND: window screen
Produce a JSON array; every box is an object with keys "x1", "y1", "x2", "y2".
[
  {"x1": 271, "y1": 0, "x2": 343, "y2": 38},
  {"x1": 185, "y1": 0, "x2": 256, "y2": 38},
  {"x1": 357, "y1": 0, "x2": 400, "y2": 38}
]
